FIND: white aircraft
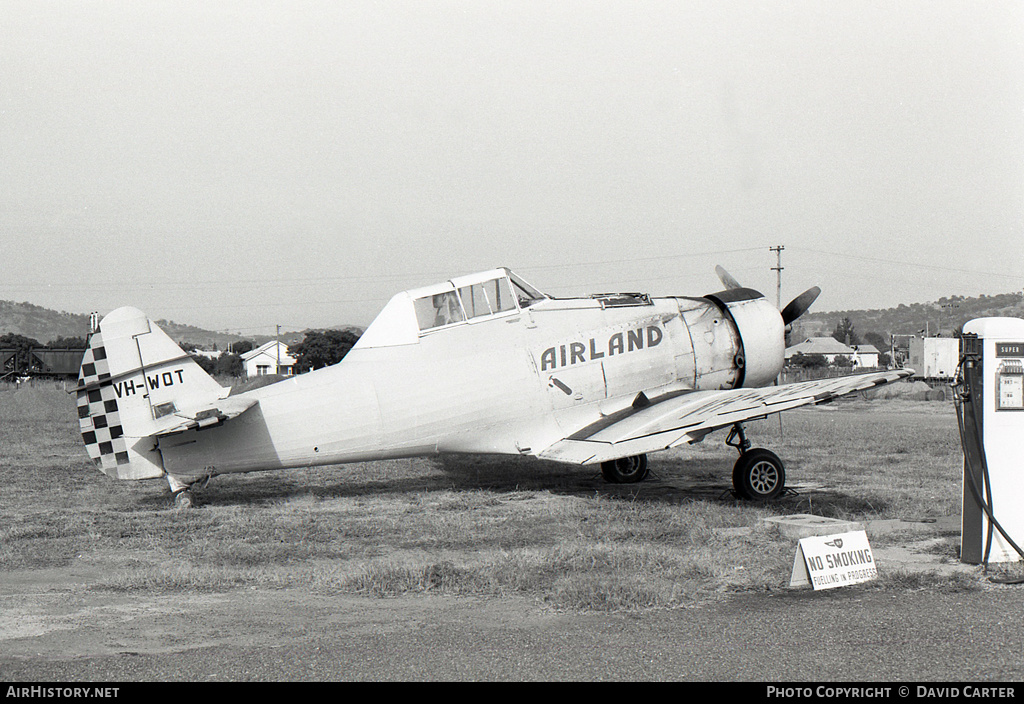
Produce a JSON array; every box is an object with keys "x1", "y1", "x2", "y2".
[{"x1": 75, "y1": 266, "x2": 911, "y2": 507}]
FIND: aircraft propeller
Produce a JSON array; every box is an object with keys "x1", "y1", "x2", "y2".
[
  {"x1": 780, "y1": 285, "x2": 821, "y2": 325},
  {"x1": 714, "y1": 265, "x2": 743, "y2": 291},
  {"x1": 715, "y1": 265, "x2": 820, "y2": 325}
]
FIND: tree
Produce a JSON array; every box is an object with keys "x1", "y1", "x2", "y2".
[
  {"x1": 215, "y1": 353, "x2": 244, "y2": 377},
  {"x1": 831, "y1": 317, "x2": 859, "y2": 346},
  {"x1": 187, "y1": 351, "x2": 244, "y2": 378},
  {"x1": 230, "y1": 340, "x2": 254, "y2": 355},
  {"x1": 289, "y1": 330, "x2": 361, "y2": 373},
  {"x1": 863, "y1": 331, "x2": 887, "y2": 352},
  {"x1": 788, "y1": 352, "x2": 828, "y2": 369},
  {"x1": 46, "y1": 336, "x2": 88, "y2": 349},
  {"x1": 190, "y1": 353, "x2": 217, "y2": 375},
  {"x1": 1, "y1": 333, "x2": 41, "y2": 348}
]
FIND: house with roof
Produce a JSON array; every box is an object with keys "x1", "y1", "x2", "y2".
[
  {"x1": 785, "y1": 337, "x2": 881, "y2": 368},
  {"x1": 241, "y1": 340, "x2": 296, "y2": 378}
]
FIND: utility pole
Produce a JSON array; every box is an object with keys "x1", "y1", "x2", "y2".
[
  {"x1": 941, "y1": 302, "x2": 960, "y2": 335},
  {"x1": 769, "y1": 245, "x2": 786, "y2": 394},
  {"x1": 770, "y1": 245, "x2": 785, "y2": 308}
]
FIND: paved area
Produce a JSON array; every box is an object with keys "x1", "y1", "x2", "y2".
[{"x1": 866, "y1": 516, "x2": 979, "y2": 578}]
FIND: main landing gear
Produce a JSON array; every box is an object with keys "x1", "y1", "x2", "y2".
[
  {"x1": 598, "y1": 427, "x2": 787, "y2": 500},
  {"x1": 601, "y1": 454, "x2": 650, "y2": 483},
  {"x1": 727, "y1": 423, "x2": 786, "y2": 501}
]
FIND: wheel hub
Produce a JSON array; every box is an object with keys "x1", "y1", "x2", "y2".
[
  {"x1": 749, "y1": 461, "x2": 779, "y2": 494},
  {"x1": 616, "y1": 457, "x2": 640, "y2": 477}
]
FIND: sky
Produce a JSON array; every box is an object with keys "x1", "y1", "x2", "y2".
[{"x1": 2, "y1": 0, "x2": 1022, "y2": 334}]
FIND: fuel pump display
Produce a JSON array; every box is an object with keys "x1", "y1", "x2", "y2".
[
  {"x1": 957, "y1": 318, "x2": 1024, "y2": 565},
  {"x1": 996, "y1": 350, "x2": 1023, "y2": 411}
]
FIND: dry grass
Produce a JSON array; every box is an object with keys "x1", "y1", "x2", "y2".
[{"x1": 0, "y1": 382, "x2": 977, "y2": 611}]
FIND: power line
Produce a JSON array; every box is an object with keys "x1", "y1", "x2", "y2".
[
  {"x1": 789, "y1": 246, "x2": 1019, "y2": 280},
  {"x1": 0, "y1": 246, "x2": 770, "y2": 294}
]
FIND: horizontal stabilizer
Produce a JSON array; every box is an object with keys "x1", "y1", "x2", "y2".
[{"x1": 155, "y1": 396, "x2": 259, "y2": 436}]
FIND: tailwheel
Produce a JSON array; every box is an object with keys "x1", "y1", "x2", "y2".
[
  {"x1": 174, "y1": 489, "x2": 196, "y2": 510},
  {"x1": 601, "y1": 454, "x2": 650, "y2": 483},
  {"x1": 732, "y1": 448, "x2": 786, "y2": 501},
  {"x1": 167, "y1": 473, "x2": 206, "y2": 509}
]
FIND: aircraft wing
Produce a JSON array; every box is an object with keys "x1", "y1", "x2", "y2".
[
  {"x1": 538, "y1": 369, "x2": 914, "y2": 465},
  {"x1": 154, "y1": 396, "x2": 259, "y2": 437}
]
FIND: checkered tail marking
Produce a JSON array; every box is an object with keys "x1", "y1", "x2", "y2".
[{"x1": 77, "y1": 332, "x2": 132, "y2": 475}]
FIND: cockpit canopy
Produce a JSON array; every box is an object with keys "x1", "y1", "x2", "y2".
[{"x1": 353, "y1": 268, "x2": 547, "y2": 349}]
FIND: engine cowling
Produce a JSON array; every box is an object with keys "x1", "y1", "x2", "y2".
[{"x1": 703, "y1": 288, "x2": 785, "y2": 388}]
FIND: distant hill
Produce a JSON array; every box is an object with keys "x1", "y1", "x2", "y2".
[
  {"x1": 0, "y1": 301, "x2": 93, "y2": 344},
  {"x1": 3, "y1": 291, "x2": 1018, "y2": 351},
  {"x1": 0, "y1": 300, "x2": 363, "y2": 350},
  {"x1": 792, "y1": 292, "x2": 1024, "y2": 343},
  {"x1": 151, "y1": 320, "x2": 253, "y2": 350}
]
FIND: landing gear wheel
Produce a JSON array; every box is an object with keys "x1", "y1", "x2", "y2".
[
  {"x1": 732, "y1": 448, "x2": 785, "y2": 501},
  {"x1": 601, "y1": 454, "x2": 649, "y2": 483}
]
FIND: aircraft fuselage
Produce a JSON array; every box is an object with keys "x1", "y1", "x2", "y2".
[{"x1": 157, "y1": 291, "x2": 784, "y2": 484}]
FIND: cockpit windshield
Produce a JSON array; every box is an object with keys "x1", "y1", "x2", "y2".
[
  {"x1": 414, "y1": 291, "x2": 465, "y2": 330},
  {"x1": 411, "y1": 268, "x2": 547, "y2": 333},
  {"x1": 508, "y1": 270, "x2": 546, "y2": 308},
  {"x1": 355, "y1": 267, "x2": 551, "y2": 348}
]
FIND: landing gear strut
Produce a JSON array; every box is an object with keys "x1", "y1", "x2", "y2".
[
  {"x1": 601, "y1": 454, "x2": 650, "y2": 483},
  {"x1": 726, "y1": 423, "x2": 786, "y2": 501}
]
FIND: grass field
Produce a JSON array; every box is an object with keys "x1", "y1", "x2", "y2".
[{"x1": 0, "y1": 381, "x2": 989, "y2": 611}]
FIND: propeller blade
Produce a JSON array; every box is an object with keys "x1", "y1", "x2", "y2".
[
  {"x1": 715, "y1": 265, "x2": 743, "y2": 290},
  {"x1": 781, "y1": 286, "x2": 821, "y2": 325}
]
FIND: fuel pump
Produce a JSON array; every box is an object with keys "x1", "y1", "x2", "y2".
[{"x1": 956, "y1": 317, "x2": 1024, "y2": 566}]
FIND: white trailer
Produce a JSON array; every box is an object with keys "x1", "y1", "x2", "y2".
[{"x1": 908, "y1": 336, "x2": 959, "y2": 380}]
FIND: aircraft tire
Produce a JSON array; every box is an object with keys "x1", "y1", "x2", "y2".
[
  {"x1": 601, "y1": 454, "x2": 649, "y2": 483},
  {"x1": 174, "y1": 490, "x2": 195, "y2": 510},
  {"x1": 732, "y1": 449, "x2": 785, "y2": 501}
]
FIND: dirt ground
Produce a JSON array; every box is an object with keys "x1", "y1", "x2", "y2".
[{"x1": 2, "y1": 513, "x2": 999, "y2": 682}]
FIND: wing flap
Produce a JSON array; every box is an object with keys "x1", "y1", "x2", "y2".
[
  {"x1": 539, "y1": 428, "x2": 695, "y2": 465},
  {"x1": 539, "y1": 369, "x2": 913, "y2": 465}
]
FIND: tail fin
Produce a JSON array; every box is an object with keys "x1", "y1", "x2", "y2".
[{"x1": 76, "y1": 307, "x2": 225, "y2": 480}]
